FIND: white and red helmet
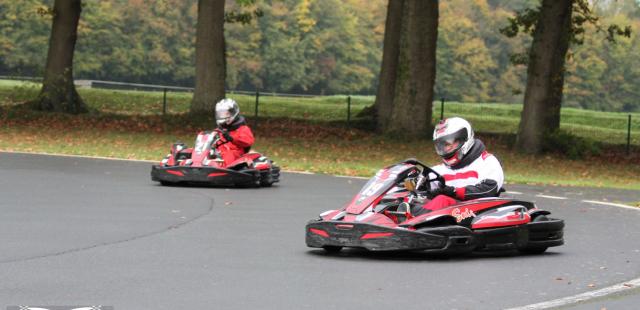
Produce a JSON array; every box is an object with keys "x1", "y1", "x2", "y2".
[
  {"x1": 433, "y1": 117, "x2": 475, "y2": 167},
  {"x1": 215, "y1": 98, "x2": 240, "y2": 126}
]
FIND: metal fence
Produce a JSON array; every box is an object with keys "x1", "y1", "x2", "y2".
[{"x1": 0, "y1": 75, "x2": 357, "y2": 127}]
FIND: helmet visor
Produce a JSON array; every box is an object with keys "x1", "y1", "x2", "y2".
[
  {"x1": 215, "y1": 110, "x2": 233, "y2": 126},
  {"x1": 434, "y1": 128, "x2": 467, "y2": 158}
]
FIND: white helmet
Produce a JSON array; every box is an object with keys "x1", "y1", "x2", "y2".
[
  {"x1": 215, "y1": 98, "x2": 240, "y2": 127},
  {"x1": 433, "y1": 117, "x2": 475, "y2": 167}
]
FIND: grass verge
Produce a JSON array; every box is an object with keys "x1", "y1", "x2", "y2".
[{"x1": 1, "y1": 81, "x2": 639, "y2": 190}]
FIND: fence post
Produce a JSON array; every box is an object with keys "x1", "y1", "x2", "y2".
[
  {"x1": 347, "y1": 95, "x2": 351, "y2": 127},
  {"x1": 627, "y1": 114, "x2": 632, "y2": 156},
  {"x1": 254, "y1": 90, "x2": 260, "y2": 129},
  {"x1": 162, "y1": 88, "x2": 167, "y2": 115},
  {"x1": 440, "y1": 97, "x2": 445, "y2": 120}
]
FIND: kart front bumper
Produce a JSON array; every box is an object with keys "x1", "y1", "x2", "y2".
[
  {"x1": 151, "y1": 165, "x2": 259, "y2": 186},
  {"x1": 306, "y1": 221, "x2": 466, "y2": 252}
]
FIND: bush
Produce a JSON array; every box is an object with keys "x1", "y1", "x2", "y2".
[{"x1": 542, "y1": 130, "x2": 601, "y2": 159}]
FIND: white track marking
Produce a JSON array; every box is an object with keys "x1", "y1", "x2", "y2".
[
  {"x1": 582, "y1": 200, "x2": 639, "y2": 210},
  {"x1": 506, "y1": 191, "x2": 523, "y2": 195},
  {"x1": 0, "y1": 150, "x2": 347, "y2": 177},
  {"x1": 333, "y1": 174, "x2": 368, "y2": 180},
  {"x1": 535, "y1": 194, "x2": 568, "y2": 200},
  {"x1": 289, "y1": 170, "x2": 315, "y2": 175},
  {"x1": 1, "y1": 151, "x2": 156, "y2": 163},
  {"x1": 505, "y1": 278, "x2": 640, "y2": 310}
]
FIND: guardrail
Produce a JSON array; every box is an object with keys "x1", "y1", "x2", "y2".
[
  {"x1": 0, "y1": 75, "x2": 319, "y2": 98},
  {"x1": 0, "y1": 75, "x2": 354, "y2": 128}
]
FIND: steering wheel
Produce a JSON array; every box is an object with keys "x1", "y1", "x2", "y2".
[
  {"x1": 212, "y1": 129, "x2": 231, "y2": 147},
  {"x1": 401, "y1": 158, "x2": 446, "y2": 192}
]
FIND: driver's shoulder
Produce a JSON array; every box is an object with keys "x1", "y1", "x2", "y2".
[{"x1": 430, "y1": 163, "x2": 447, "y2": 174}]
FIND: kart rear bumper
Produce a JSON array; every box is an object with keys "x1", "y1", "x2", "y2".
[{"x1": 469, "y1": 218, "x2": 564, "y2": 251}]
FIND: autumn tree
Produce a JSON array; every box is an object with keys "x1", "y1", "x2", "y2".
[
  {"x1": 502, "y1": 0, "x2": 631, "y2": 153},
  {"x1": 375, "y1": 0, "x2": 438, "y2": 136},
  {"x1": 372, "y1": 0, "x2": 403, "y2": 130},
  {"x1": 191, "y1": 0, "x2": 226, "y2": 114},
  {"x1": 33, "y1": 0, "x2": 87, "y2": 113}
]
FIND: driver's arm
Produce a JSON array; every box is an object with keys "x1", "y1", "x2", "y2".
[
  {"x1": 229, "y1": 125, "x2": 254, "y2": 148},
  {"x1": 456, "y1": 179, "x2": 500, "y2": 200},
  {"x1": 455, "y1": 155, "x2": 504, "y2": 200}
]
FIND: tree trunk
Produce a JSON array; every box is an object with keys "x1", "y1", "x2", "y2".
[
  {"x1": 516, "y1": 0, "x2": 572, "y2": 153},
  {"x1": 191, "y1": 0, "x2": 226, "y2": 114},
  {"x1": 386, "y1": 0, "x2": 438, "y2": 136},
  {"x1": 374, "y1": 0, "x2": 404, "y2": 131},
  {"x1": 34, "y1": 0, "x2": 87, "y2": 114}
]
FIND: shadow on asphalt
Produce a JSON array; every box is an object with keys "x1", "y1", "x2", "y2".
[
  {"x1": 305, "y1": 248, "x2": 563, "y2": 262},
  {"x1": 151, "y1": 182, "x2": 280, "y2": 189}
]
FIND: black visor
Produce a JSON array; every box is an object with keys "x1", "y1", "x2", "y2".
[{"x1": 434, "y1": 128, "x2": 468, "y2": 158}]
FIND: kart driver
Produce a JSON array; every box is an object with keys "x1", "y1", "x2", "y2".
[
  {"x1": 414, "y1": 117, "x2": 504, "y2": 215},
  {"x1": 214, "y1": 98, "x2": 255, "y2": 166}
]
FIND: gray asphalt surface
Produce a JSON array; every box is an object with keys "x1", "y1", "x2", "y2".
[{"x1": 1, "y1": 152, "x2": 640, "y2": 310}]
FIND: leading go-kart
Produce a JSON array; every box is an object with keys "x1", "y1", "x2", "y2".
[
  {"x1": 151, "y1": 130, "x2": 280, "y2": 187},
  {"x1": 306, "y1": 159, "x2": 564, "y2": 255}
]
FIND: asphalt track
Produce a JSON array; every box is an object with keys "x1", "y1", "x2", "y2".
[{"x1": 1, "y1": 152, "x2": 640, "y2": 310}]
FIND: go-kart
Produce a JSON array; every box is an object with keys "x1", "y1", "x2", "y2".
[
  {"x1": 306, "y1": 159, "x2": 564, "y2": 254},
  {"x1": 151, "y1": 130, "x2": 280, "y2": 187}
]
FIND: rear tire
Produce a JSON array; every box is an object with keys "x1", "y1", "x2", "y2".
[
  {"x1": 518, "y1": 215, "x2": 549, "y2": 254},
  {"x1": 160, "y1": 181, "x2": 173, "y2": 186},
  {"x1": 322, "y1": 246, "x2": 343, "y2": 253}
]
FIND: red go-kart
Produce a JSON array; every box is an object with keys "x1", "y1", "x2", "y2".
[
  {"x1": 151, "y1": 130, "x2": 280, "y2": 187},
  {"x1": 306, "y1": 159, "x2": 564, "y2": 255}
]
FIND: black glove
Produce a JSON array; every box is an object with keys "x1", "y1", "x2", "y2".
[
  {"x1": 222, "y1": 130, "x2": 233, "y2": 142},
  {"x1": 427, "y1": 185, "x2": 456, "y2": 199}
]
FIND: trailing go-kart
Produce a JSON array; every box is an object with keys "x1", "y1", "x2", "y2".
[
  {"x1": 306, "y1": 159, "x2": 564, "y2": 255},
  {"x1": 151, "y1": 130, "x2": 280, "y2": 187}
]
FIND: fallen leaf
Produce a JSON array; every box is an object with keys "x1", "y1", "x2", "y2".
[
  {"x1": 224, "y1": 201, "x2": 233, "y2": 206},
  {"x1": 588, "y1": 283, "x2": 596, "y2": 288},
  {"x1": 623, "y1": 283, "x2": 633, "y2": 288},
  {"x1": 555, "y1": 277, "x2": 563, "y2": 281}
]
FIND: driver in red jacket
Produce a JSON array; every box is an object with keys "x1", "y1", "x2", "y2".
[
  {"x1": 214, "y1": 98, "x2": 255, "y2": 166},
  {"x1": 413, "y1": 117, "x2": 504, "y2": 216}
]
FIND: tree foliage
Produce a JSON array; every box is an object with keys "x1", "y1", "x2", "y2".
[{"x1": 0, "y1": 0, "x2": 639, "y2": 112}]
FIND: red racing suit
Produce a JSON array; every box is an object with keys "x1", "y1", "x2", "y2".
[
  {"x1": 218, "y1": 116, "x2": 255, "y2": 166},
  {"x1": 420, "y1": 139, "x2": 504, "y2": 212}
]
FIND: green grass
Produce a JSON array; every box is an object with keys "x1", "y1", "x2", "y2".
[
  {"x1": 1, "y1": 80, "x2": 639, "y2": 190},
  {"x1": 2, "y1": 80, "x2": 638, "y2": 146}
]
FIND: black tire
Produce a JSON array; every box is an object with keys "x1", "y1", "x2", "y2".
[
  {"x1": 322, "y1": 246, "x2": 343, "y2": 253},
  {"x1": 519, "y1": 215, "x2": 549, "y2": 254},
  {"x1": 160, "y1": 181, "x2": 173, "y2": 186},
  {"x1": 260, "y1": 170, "x2": 274, "y2": 187}
]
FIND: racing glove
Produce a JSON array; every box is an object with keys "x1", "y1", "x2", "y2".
[{"x1": 222, "y1": 130, "x2": 234, "y2": 142}]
